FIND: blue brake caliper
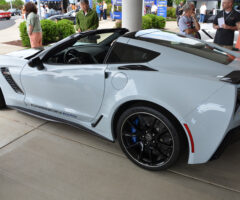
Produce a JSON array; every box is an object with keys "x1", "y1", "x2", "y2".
[{"x1": 131, "y1": 118, "x2": 139, "y2": 143}]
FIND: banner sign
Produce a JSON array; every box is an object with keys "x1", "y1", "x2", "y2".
[{"x1": 157, "y1": 0, "x2": 167, "y2": 18}]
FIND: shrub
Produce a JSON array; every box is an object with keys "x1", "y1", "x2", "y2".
[
  {"x1": 167, "y1": 7, "x2": 177, "y2": 18},
  {"x1": 146, "y1": 14, "x2": 158, "y2": 28},
  {"x1": 167, "y1": 7, "x2": 172, "y2": 17},
  {"x1": 170, "y1": 7, "x2": 176, "y2": 18},
  {"x1": 40, "y1": 19, "x2": 57, "y2": 45},
  {"x1": 56, "y1": 19, "x2": 75, "y2": 40},
  {"x1": 145, "y1": 14, "x2": 166, "y2": 29},
  {"x1": 115, "y1": 20, "x2": 122, "y2": 28},
  {"x1": 142, "y1": 15, "x2": 152, "y2": 29},
  {"x1": 155, "y1": 16, "x2": 166, "y2": 29},
  {"x1": 19, "y1": 21, "x2": 30, "y2": 47},
  {"x1": 107, "y1": 3, "x2": 112, "y2": 16}
]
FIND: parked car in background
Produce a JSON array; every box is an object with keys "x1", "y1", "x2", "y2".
[
  {"x1": 8, "y1": 8, "x2": 21, "y2": 16},
  {"x1": 198, "y1": 9, "x2": 240, "y2": 45},
  {"x1": 48, "y1": 10, "x2": 77, "y2": 24},
  {"x1": 199, "y1": 23, "x2": 239, "y2": 45},
  {"x1": 0, "y1": 10, "x2": 11, "y2": 20}
]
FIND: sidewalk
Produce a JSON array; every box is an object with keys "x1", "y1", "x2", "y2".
[{"x1": 0, "y1": 18, "x2": 25, "y2": 54}]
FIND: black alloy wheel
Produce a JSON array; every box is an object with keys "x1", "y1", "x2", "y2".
[{"x1": 117, "y1": 106, "x2": 181, "y2": 170}]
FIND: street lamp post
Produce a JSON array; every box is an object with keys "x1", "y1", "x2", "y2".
[
  {"x1": 10, "y1": 0, "x2": 12, "y2": 9},
  {"x1": 37, "y1": 0, "x2": 41, "y2": 20}
]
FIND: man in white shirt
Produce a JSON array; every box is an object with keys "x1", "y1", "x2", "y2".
[
  {"x1": 199, "y1": 3, "x2": 207, "y2": 23},
  {"x1": 151, "y1": 2, "x2": 158, "y2": 15},
  {"x1": 103, "y1": 1, "x2": 107, "y2": 20}
]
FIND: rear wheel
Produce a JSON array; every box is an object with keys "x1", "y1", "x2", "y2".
[
  {"x1": 0, "y1": 88, "x2": 6, "y2": 109},
  {"x1": 117, "y1": 106, "x2": 181, "y2": 171}
]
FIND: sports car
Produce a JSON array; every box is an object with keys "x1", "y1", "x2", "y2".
[{"x1": 0, "y1": 28, "x2": 240, "y2": 170}]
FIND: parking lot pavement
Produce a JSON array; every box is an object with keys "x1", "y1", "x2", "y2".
[
  {"x1": 0, "y1": 110, "x2": 240, "y2": 200},
  {"x1": 0, "y1": 120, "x2": 240, "y2": 200}
]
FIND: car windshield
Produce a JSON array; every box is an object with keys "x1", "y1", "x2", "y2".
[
  {"x1": 138, "y1": 30, "x2": 235, "y2": 65},
  {"x1": 73, "y1": 32, "x2": 115, "y2": 46}
]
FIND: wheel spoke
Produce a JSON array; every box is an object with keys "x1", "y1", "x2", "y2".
[
  {"x1": 126, "y1": 141, "x2": 141, "y2": 149},
  {"x1": 148, "y1": 149, "x2": 153, "y2": 164},
  {"x1": 159, "y1": 142, "x2": 173, "y2": 149},
  {"x1": 123, "y1": 132, "x2": 137, "y2": 137},
  {"x1": 158, "y1": 130, "x2": 169, "y2": 136},
  {"x1": 150, "y1": 118, "x2": 157, "y2": 131},
  {"x1": 138, "y1": 114, "x2": 148, "y2": 131},
  {"x1": 137, "y1": 144, "x2": 144, "y2": 161}
]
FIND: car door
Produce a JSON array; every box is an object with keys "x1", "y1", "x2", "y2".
[{"x1": 21, "y1": 29, "x2": 128, "y2": 123}]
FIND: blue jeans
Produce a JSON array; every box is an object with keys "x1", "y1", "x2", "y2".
[
  {"x1": 199, "y1": 14, "x2": 205, "y2": 23},
  {"x1": 97, "y1": 13, "x2": 101, "y2": 20}
]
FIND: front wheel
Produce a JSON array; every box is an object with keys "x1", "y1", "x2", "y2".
[{"x1": 117, "y1": 106, "x2": 181, "y2": 171}]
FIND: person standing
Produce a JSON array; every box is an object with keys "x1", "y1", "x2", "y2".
[
  {"x1": 103, "y1": 1, "x2": 107, "y2": 20},
  {"x1": 25, "y1": 2, "x2": 42, "y2": 48},
  {"x1": 176, "y1": 1, "x2": 184, "y2": 24},
  {"x1": 151, "y1": 2, "x2": 158, "y2": 15},
  {"x1": 67, "y1": 4, "x2": 73, "y2": 12},
  {"x1": 199, "y1": 3, "x2": 207, "y2": 23},
  {"x1": 213, "y1": 0, "x2": 240, "y2": 49},
  {"x1": 45, "y1": 4, "x2": 50, "y2": 19},
  {"x1": 96, "y1": 3, "x2": 101, "y2": 21},
  {"x1": 179, "y1": 3, "x2": 200, "y2": 38},
  {"x1": 76, "y1": 0, "x2": 99, "y2": 32},
  {"x1": 40, "y1": 4, "x2": 46, "y2": 19}
]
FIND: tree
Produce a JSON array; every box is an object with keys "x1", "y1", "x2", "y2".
[
  {"x1": 173, "y1": 0, "x2": 186, "y2": 6},
  {"x1": 0, "y1": 0, "x2": 9, "y2": 10},
  {"x1": 12, "y1": 0, "x2": 24, "y2": 9}
]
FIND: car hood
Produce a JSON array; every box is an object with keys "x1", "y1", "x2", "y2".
[{"x1": 6, "y1": 48, "x2": 43, "y2": 59}]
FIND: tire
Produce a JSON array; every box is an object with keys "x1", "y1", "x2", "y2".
[
  {"x1": 0, "y1": 88, "x2": 6, "y2": 109},
  {"x1": 117, "y1": 106, "x2": 181, "y2": 171}
]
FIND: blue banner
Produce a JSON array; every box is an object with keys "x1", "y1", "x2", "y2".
[
  {"x1": 111, "y1": 0, "x2": 122, "y2": 6},
  {"x1": 89, "y1": 0, "x2": 93, "y2": 8},
  {"x1": 110, "y1": 11, "x2": 122, "y2": 20},
  {"x1": 157, "y1": 0, "x2": 167, "y2": 18}
]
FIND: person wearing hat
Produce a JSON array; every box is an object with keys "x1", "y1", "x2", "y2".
[{"x1": 76, "y1": 0, "x2": 99, "y2": 32}]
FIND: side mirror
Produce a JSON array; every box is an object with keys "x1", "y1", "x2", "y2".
[{"x1": 28, "y1": 57, "x2": 44, "y2": 70}]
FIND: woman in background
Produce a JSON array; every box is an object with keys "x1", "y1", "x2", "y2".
[{"x1": 25, "y1": 2, "x2": 42, "y2": 48}]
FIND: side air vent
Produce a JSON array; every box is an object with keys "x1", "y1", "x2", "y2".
[{"x1": 1, "y1": 68, "x2": 24, "y2": 95}]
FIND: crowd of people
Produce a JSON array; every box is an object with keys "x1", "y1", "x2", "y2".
[
  {"x1": 22, "y1": 0, "x2": 240, "y2": 51},
  {"x1": 22, "y1": 0, "x2": 99, "y2": 48},
  {"x1": 177, "y1": 0, "x2": 240, "y2": 50}
]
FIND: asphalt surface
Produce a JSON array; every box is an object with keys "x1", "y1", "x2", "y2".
[{"x1": 0, "y1": 15, "x2": 21, "y2": 30}]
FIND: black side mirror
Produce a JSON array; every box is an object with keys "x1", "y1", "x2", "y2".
[{"x1": 28, "y1": 57, "x2": 44, "y2": 70}]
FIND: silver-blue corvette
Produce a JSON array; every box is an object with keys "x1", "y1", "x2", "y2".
[{"x1": 1, "y1": 28, "x2": 240, "y2": 170}]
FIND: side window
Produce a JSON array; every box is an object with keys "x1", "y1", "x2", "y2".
[
  {"x1": 106, "y1": 42, "x2": 160, "y2": 64},
  {"x1": 45, "y1": 32, "x2": 118, "y2": 65}
]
